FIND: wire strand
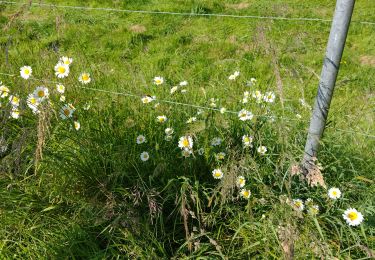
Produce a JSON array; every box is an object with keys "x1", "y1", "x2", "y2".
[
  {"x1": 1, "y1": 72, "x2": 374, "y2": 139},
  {"x1": 1, "y1": 1, "x2": 374, "y2": 26}
]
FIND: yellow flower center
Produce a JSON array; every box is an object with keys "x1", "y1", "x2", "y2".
[
  {"x1": 38, "y1": 90, "x2": 45, "y2": 97},
  {"x1": 244, "y1": 137, "x2": 249, "y2": 143},
  {"x1": 332, "y1": 191, "x2": 337, "y2": 196},
  {"x1": 24, "y1": 69, "x2": 30, "y2": 74},
  {"x1": 30, "y1": 98, "x2": 36, "y2": 104},
  {"x1": 58, "y1": 66, "x2": 66, "y2": 73},
  {"x1": 155, "y1": 79, "x2": 161, "y2": 84},
  {"x1": 182, "y1": 139, "x2": 189, "y2": 147},
  {"x1": 63, "y1": 109, "x2": 70, "y2": 116},
  {"x1": 64, "y1": 60, "x2": 70, "y2": 65},
  {"x1": 348, "y1": 212, "x2": 358, "y2": 221},
  {"x1": 295, "y1": 202, "x2": 301, "y2": 207},
  {"x1": 243, "y1": 191, "x2": 249, "y2": 197},
  {"x1": 214, "y1": 172, "x2": 221, "y2": 178},
  {"x1": 82, "y1": 74, "x2": 89, "y2": 81}
]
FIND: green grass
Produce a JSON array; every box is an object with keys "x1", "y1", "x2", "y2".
[{"x1": 0, "y1": 0, "x2": 374, "y2": 258}]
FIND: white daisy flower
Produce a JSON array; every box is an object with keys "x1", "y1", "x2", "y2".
[
  {"x1": 228, "y1": 71, "x2": 240, "y2": 81},
  {"x1": 27, "y1": 94, "x2": 39, "y2": 114},
  {"x1": 136, "y1": 135, "x2": 146, "y2": 144},
  {"x1": 308, "y1": 205, "x2": 319, "y2": 215},
  {"x1": 342, "y1": 208, "x2": 364, "y2": 226},
  {"x1": 74, "y1": 121, "x2": 80, "y2": 130},
  {"x1": 246, "y1": 78, "x2": 257, "y2": 86},
  {"x1": 165, "y1": 128, "x2": 174, "y2": 135},
  {"x1": 220, "y1": 107, "x2": 226, "y2": 114},
  {"x1": 20, "y1": 66, "x2": 32, "y2": 79},
  {"x1": 236, "y1": 176, "x2": 246, "y2": 188},
  {"x1": 242, "y1": 97, "x2": 249, "y2": 104},
  {"x1": 257, "y1": 146, "x2": 267, "y2": 155},
  {"x1": 156, "y1": 115, "x2": 167, "y2": 123},
  {"x1": 242, "y1": 135, "x2": 253, "y2": 147},
  {"x1": 328, "y1": 187, "x2": 341, "y2": 200},
  {"x1": 263, "y1": 92, "x2": 276, "y2": 103},
  {"x1": 244, "y1": 91, "x2": 250, "y2": 97},
  {"x1": 178, "y1": 136, "x2": 193, "y2": 151},
  {"x1": 170, "y1": 86, "x2": 178, "y2": 94},
  {"x1": 33, "y1": 86, "x2": 49, "y2": 102},
  {"x1": 78, "y1": 72, "x2": 91, "y2": 84},
  {"x1": 234, "y1": 71, "x2": 240, "y2": 77},
  {"x1": 140, "y1": 151, "x2": 150, "y2": 162},
  {"x1": 186, "y1": 117, "x2": 197, "y2": 124},
  {"x1": 56, "y1": 84, "x2": 65, "y2": 94},
  {"x1": 212, "y1": 169, "x2": 223, "y2": 179},
  {"x1": 9, "y1": 95, "x2": 20, "y2": 107},
  {"x1": 215, "y1": 152, "x2": 226, "y2": 160},
  {"x1": 10, "y1": 108, "x2": 20, "y2": 119},
  {"x1": 60, "y1": 95, "x2": 66, "y2": 102},
  {"x1": 210, "y1": 137, "x2": 222, "y2": 146},
  {"x1": 252, "y1": 90, "x2": 263, "y2": 103},
  {"x1": 179, "y1": 81, "x2": 188, "y2": 86},
  {"x1": 60, "y1": 104, "x2": 75, "y2": 119},
  {"x1": 0, "y1": 85, "x2": 10, "y2": 98},
  {"x1": 141, "y1": 95, "x2": 155, "y2": 104},
  {"x1": 60, "y1": 56, "x2": 73, "y2": 66},
  {"x1": 54, "y1": 63, "x2": 70, "y2": 78},
  {"x1": 240, "y1": 189, "x2": 251, "y2": 199},
  {"x1": 182, "y1": 149, "x2": 192, "y2": 158},
  {"x1": 238, "y1": 109, "x2": 253, "y2": 121},
  {"x1": 292, "y1": 199, "x2": 304, "y2": 211},
  {"x1": 153, "y1": 76, "x2": 164, "y2": 85}
]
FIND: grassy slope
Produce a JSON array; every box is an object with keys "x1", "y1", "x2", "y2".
[{"x1": 0, "y1": 0, "x2": 374, "y2": 258}]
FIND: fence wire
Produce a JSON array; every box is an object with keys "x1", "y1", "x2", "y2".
[{"x1": 1, "y1": 1, "x2": 375, "y2": 26}]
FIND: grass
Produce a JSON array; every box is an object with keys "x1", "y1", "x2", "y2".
[{"x1": 0, "y1": 0, "x2": 374, "y2": 258}]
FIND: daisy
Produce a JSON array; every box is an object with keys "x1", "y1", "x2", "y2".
[
  {"x1": 10, "y1": 108, "x2": 20, "y2": 119},
  {"x1": 228, "y1": 71, "x2": 240, "y2": 80},
  {"x1": 257, "y1": 146, "x2": 267, "y2": 155},
  {"x1": 244, "y1": 91, "x2": 250, "y2": 97},
  {"x1": 179, "y1": 81, "x2": 188, "y2": 86},
  {"x1": 342, "y1": 208, "x2": 363, "y2": 226},
  {"x1": 140, "y1": 151, "x2": 149, "y2": 162},
  {"x1": 242, "y1": 135, "x2": 253, "y2": 147},
  {"x1": 153, "y1": 76, "x2": 164, "y2": 85},
  {"x1": 60, "y1": 56, "x2": 73, "y2": 66},
  {"x1": 178, "y1": 136, "x2": 193, "y2": 151},
  {"x1": 165, "y1": 128, "x2": 174, "y2": 135},
  {"x1": 20, "y1": 66, "x2": 32, "y2": 79},
  {"x1": 60, "y1": 104, "x2": 74, "y2": 119},
  {"x1": 186, "y1": 117, "x2": 197, "y2": 124},
  {"x1": 236, "y1": 176, "x2": 246, "y2": 188},
  {"x1": 308, "y1": 205, "x2": 319, "y2": 215},
  {"x1": 182, "y1": 149, "x2": 192, "y2": 158},
  {"x1": 170, "y1": 86, "x2": 178, "y2": 94},
  {"x1": 238, "y1": 109, "x2": 253, "y2": 121},
  {"x1": 242, "y1": 97, "x2": 249, "y2": 104},
  {"x1": 74, "y1": 121, "x2": 80, "y2": 130},
  {"x1": 54, "y1": 63, "x2": 70, "y2": 78},
  {"x1": 240, "y1": 189, "x2": 251, "y2": 199},
  {"x1": 9, "y1": 95, "x2": 20, "y2": 107},
  {"x1": 246, "y1": 78, "x2": 257, "y2": 86},
  {"x1": 211, "y1": 137, "x2": 222, "y2": 146},
  {"x1": 263, "y1": 92, "x2": 276, "y2": 103},
  {"x1": 136, "y1": 135, "x2": 146, "y2": 144},
  {"x1": 0, "y1": 85, "x2": 10, "y2": 98},
  {"x1": 27, "y1": 94, "x2": 39, "y2": 114},
  {"x1": 56, "y1": 84, "x2": 65, "y2": 94},
  {"x1": 292, "y1": 199, "x2": 304, "y2": 211},
  {"x1": 215, "y1": 152, "x2": 225, "y2": 160},
  {"x1": 141, "y1": 95, "x2": 155, "y2": 104},
  {"x1": 79, "y1": 72, "x2": 91, "y2": 84},
  {"x1": 60, "y1": 95, "x2": 66, "y2": 102},
  {"x1": 157, "y1": 115, "x2": 167, "y2": 124},
  {"x1": 212, "y1": 169, "x2": 223, "y2": 179},
  {"x1": 220, "y1": 107, "x2": 226, "y2": 114},
  {"x1": 328, "y1": 187, "x2": 341, "y2": 200},
  {"x1": 33, "y1": 86, "x2": 49, "y2": 102},
  {"x1": 252, "y1": 90, "x2": 263, "y2": 103}
]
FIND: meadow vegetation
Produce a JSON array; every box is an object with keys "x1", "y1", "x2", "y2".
[{"x1": 0, "y1": 0, "x2": 374, "y2": 258}]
